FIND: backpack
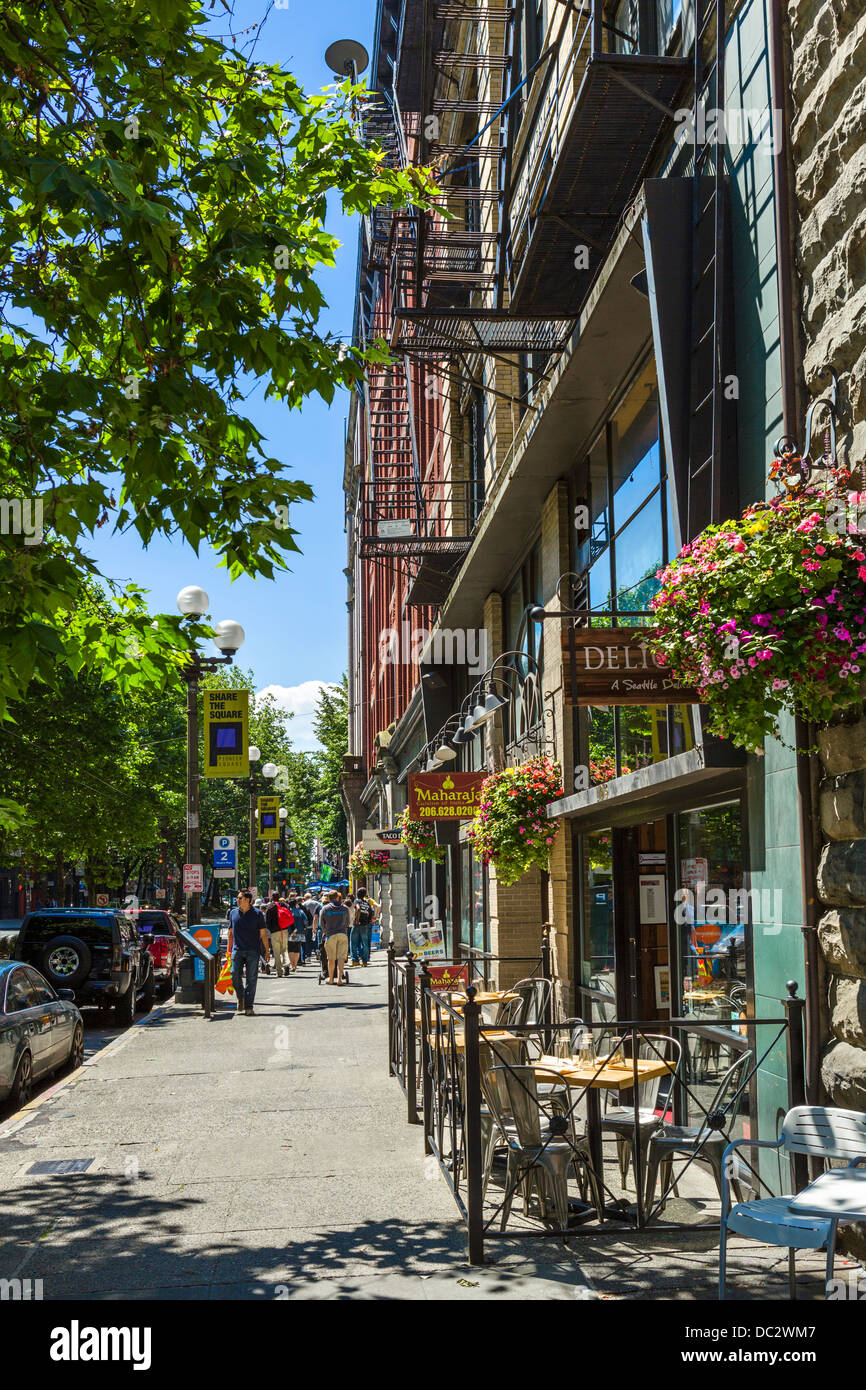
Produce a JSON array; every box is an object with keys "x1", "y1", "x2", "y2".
[
  {"x1": 357, "y1": 901, "x2": 373, "y2": 927},
  {"x1": 276, "y1": 904, "x2": 292, "y2": 932}
]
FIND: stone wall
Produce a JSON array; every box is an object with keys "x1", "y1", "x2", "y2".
[
  {"x1": 816, "y1": 719, "x2": 866, "y2": 1255},
  {"x1": 788, "y1": 0, "x2": 866, "y2": 463},
  {"x1": 789, "y1": 0, "x2": 866, "y2": 1254}
]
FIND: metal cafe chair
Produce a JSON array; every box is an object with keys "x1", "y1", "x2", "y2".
[
  {"x1": 600, "y1": 1033, "x2": 683, "y2": 1190},
  {"x1": 644, "y1": 1051, "x2": 753, "y2": 1215},
  {"x1": 486, "y1": 1064, "x2": 590, "y2": 1231},
  {"x1": 508, "y1": 975, "x2": 555, "y2": 1029},
  {"x1": 719, "y1": 1106, "x2": 866, "y2": 1300}
]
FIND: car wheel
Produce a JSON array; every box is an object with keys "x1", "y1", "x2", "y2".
[
  {"x1": 113, "y1": 979, "x2": 136, "y2": 1026},
  {"x1": 40, "y1": 936, "x2": 92, "y2": 990},
  {"x1": 64, "y1": 1022, "x2": 85, "y2": 1073},
  {"x1": 9, "y1": 1052, "x2": 33, "y2": 1109},
  {"x1": 137, "y1": 963, "x2": 156, "y2": 1015},
  {"x1": 165, "y1": 965, "x2": 178, "y2": 997}
]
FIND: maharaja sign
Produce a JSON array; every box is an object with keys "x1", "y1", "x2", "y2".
[
  {"x1": 408, "y1": 771, "x2": 486, "y2": 821},
  {"x1": 562, "y1": 628, "x2": 701, "y2": 705}
]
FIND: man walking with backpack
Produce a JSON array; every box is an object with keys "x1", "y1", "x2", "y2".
[{"x1": 351, "y1": 889, "x2": 377, "y2": 967}]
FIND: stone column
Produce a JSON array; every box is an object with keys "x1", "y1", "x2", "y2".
[{"x1": 816, "y1": 719, "x2": 866, "y2": 1257}]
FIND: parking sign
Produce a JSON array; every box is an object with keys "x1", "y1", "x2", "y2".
[{"x1": 213, "y1": 835, "x2": 237, "y2": 870}]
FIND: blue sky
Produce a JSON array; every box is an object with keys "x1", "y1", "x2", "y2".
[{"x1": 84, "y1": 0, "x2": 377, "y2": 748}]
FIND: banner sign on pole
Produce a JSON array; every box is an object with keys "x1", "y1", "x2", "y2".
[
  {"x1": 257, "y1": 795, "x2": 280, "y2": 840},
  {"x1": 183, "y1": 864, "x2": 203, "y2": 894},
  {"x1": 408, "y1": 772, "x2": 486, "y2": 822},
  {"x1": 203, "y1": 690, "x2": 250, "y2": 778}
]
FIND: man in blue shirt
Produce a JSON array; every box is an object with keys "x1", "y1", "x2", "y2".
[{"x1": 226, "y1": 888, "x2": 270, "y2": 1015}]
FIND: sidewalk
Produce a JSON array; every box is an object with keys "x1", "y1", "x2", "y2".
[{"x1": 0, "y1": 951, "x2": 596, "y2": 1300}]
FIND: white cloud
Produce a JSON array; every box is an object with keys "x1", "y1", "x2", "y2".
[{"x1": 257, "y1": 680, "x2": 330, "y2": 751}]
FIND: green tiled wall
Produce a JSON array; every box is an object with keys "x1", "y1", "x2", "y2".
[{"x1": 727, "y1": 0, "x2": 805, "y2": 1180}]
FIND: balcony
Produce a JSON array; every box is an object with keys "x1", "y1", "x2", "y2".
[
  {"x1": 505, "y1": 4, "x2": 690, "y2": 315},
  {"x1": 355, "y1": 475, "x2": 478, "y2": 570}
]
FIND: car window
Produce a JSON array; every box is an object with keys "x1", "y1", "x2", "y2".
[
  {"x1": 135, "y1": 912, "x2": 172, "y2": 936},
  {"x1": 25, "y1": 969, "x2": 57, "y2": 1005},
  {"x1": 4, "y1": 969, "x2": 38, "y2": 1013},
  {"x1": 19, "y1": 914, "x2": 115, "y2": 946}
]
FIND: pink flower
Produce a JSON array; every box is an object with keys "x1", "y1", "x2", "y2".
[{"x1": 772, "y1": 678, "x2": 788, "y2": 691}]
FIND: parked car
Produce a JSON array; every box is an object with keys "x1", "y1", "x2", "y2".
[
  {"x1": 14, "y1": 909, "x2": 155, "y2": 1024},
  {"x1": 0, "y1": 961, "x2": 84, "y2": 1109},
  {"x1": 126, "y1": 909, "x2": 184, "y2": 997}
]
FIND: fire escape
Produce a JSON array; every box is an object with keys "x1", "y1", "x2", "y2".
[{"x1": 354, "y1": 2, "x2": 695, "y2": 604}]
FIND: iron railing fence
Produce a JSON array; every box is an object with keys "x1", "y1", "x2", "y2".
[
  {"x1": 416, "y1": 983, "x2": 806, "y2": 1265},
  {"x1": 387, "y1": 932, "x2": 553, "y2": 1126}
]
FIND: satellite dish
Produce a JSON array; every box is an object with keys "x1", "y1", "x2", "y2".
[{"x1": 325, "y1": 38, "x2": 369, "y2": 80}]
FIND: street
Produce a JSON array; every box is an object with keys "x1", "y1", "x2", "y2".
[{"x1": 0, "y1": 949, "x2": 599, "y2": 1300}]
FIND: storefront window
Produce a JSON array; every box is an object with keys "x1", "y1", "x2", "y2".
[
  {"x1": 676, "y1": 802, "x2": 746, "y2": 1031},
  {"x1": 574, "y1": 357, "x2": 697, "y2": 783},
  {"x1": 461, "y1": 843, "x2": 488, "y2": 956},
  {"x1": 580, "y1": 829, "x2": 616, "y2": 1037}
]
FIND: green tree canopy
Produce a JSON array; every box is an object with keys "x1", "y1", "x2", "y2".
[{"x1": 0, "y1": 0, "x2": 431, "y2": 716}]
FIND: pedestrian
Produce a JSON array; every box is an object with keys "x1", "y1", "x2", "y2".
[
  {"x1": 351, "y1": 889, "x2": 378, "y2": 968},
  {"x1": 286, "y1": 893, "x2": 307, "y2": 973},
  {"x1": 308, "y1": 892, "x2": 323, "y2": 952},
  {"x1": 266, "y1": 891, "x2": 289, "y2": 978},
  {"x1": 319, "y1": 889, "x2": 351, "y2": 986},
  {"x1": 226, "y1": 888, "x2": 270, "y2": 1016},
  {"x1": 301, "y1": 892, "x2": 317, "y2": 963}
]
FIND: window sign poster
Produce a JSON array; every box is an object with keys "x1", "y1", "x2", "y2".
[
  {"x1": 407, "y1": 921, "x2": 446, "y2": 961},
  {"x1": 639, "y1": 873, "x2": 667, "y2": 925}
]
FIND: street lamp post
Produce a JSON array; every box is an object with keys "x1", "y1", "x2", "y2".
[
  {"x1": 176, "y1": 587, "x2": 245, "y2": 928},
  {"x1": 247, "y1": 749, "x2": 277, "y2": 899},
  {"x1": 278, "y1": 807, "x2": 288, "y2": 893}
]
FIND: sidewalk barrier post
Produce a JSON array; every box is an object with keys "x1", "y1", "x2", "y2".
[
  {"x1": 541, "y1": 923, "x2": 553, "y2": 1053},
  {"x1": 387, "y1": 945, "x2": 396, "y2": 1077},
  {"x1": 405, "y1": 951, "x2": 419, "y2": 1124},
  {"x1": 420, "y1": 963, "x2": 433, "y2": 1155},
  {"x1": 463, "y1": 986, "x2": 485, "y2": 1265},
  {"x1": 784, "y1": 980, "x2": 809, "y2": 1190}
]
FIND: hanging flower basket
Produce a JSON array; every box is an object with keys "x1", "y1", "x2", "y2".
[
  {"x1": 398, "y1": 808, "x2": 445, "y2": 863},
  {"x1": 650, "y1": 464, "x2": 866, "y2": 753},
  {"x1": 467, "y1": 756, "x2": 564, "y2": 887},
  {"x1": 348, "y1": 843, "x2": 390, "y2": 877}
]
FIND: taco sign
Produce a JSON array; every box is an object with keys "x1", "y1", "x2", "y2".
[{"x1": 408, "y1": 771, "x2": 486, "y2": 821}]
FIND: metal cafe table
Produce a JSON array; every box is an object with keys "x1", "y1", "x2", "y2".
[
  {"x1": 534, "y1": 1052, "x2": 675, "y2": 1219},
  {"x1": 788, "y1": 1165, "x2": 866, "y2": 1293}
]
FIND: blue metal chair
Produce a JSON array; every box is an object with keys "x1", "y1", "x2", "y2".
[{"x1": 719, "y1": 1105, "x2": 866, "y2": 1299}]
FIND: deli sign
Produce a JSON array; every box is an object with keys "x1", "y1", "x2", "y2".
[
  {"x1": 562, "y1": 628, "x2": 701, "y2": 705},
  {"x1": 408, "y1": 771, "x2": 486, "y2": 821}
]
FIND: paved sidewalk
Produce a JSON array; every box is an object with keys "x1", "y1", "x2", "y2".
[{"x1": 0, "y1": 951, "x2": 595, "y2": 1300}]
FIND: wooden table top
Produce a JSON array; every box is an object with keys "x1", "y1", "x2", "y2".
[
  {"x1": 427, "y1": 1028, "x2": 524, "y2": 1051},
  {"x1": 533, "y1": 1055, "x2": 673, "y2": 1091}
]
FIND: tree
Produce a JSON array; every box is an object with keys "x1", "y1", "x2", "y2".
[
  {"x1": 0, "y1": 0, "x2": 432, "y2": 716},
  {"x1": 310, "y1": 677, "x2": 349, "y2": 855}
]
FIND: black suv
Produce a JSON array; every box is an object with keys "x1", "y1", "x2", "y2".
[{"x1": 15, "y1": 910, "x2": 155, "y2": 1023}]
